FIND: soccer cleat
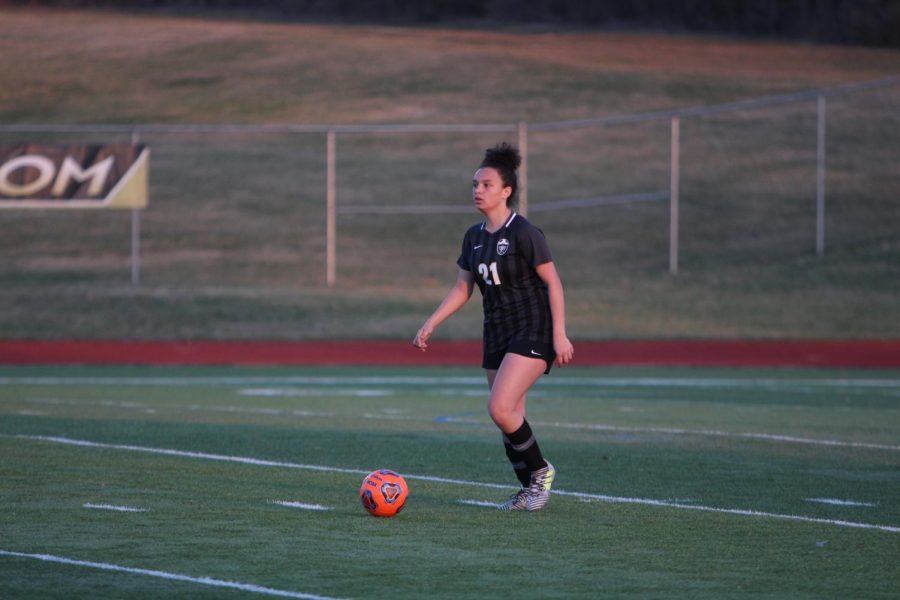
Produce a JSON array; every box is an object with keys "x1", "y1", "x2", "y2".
[
  {"x1": 524, "y1": 461, "x2": 555, "y2": 512},
  {"x1": 497, "y1": 488, "x2": 529, "y2": 511}
]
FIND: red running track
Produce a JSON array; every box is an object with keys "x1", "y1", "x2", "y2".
[{"x1": 1, "y1": 340, "x2": 899, "y2": 368}]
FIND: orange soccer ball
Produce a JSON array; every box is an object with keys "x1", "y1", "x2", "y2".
[{"x1": 359, "y1": 469, "x2": 408, "y2": 517}]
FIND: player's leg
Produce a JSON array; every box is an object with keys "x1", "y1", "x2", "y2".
[
  {"x1": 487, "y1": 352, "x2": 545, "y2": 433},
  {"x1": 486, "y1": 368, "x2": 528, "y2": 416},
  {"x1": 487, "y1": 368, "x2": 530, "y2": 488},
  {"x1": 489, "y1": 353, "x2": 555, "y2": 511}
]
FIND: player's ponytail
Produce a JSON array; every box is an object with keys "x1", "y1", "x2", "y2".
[{"x1": 480, "y1": 142, "x2": 521, "y2": 208}]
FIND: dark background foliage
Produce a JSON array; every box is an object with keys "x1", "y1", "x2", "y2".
[{"x1": 3, "y1": 0, "x2": 899, "y2": 47}]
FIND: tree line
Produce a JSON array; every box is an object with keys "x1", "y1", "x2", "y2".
[{"x1": 4, "y1": 0, "x2": 899, "y2": 47}]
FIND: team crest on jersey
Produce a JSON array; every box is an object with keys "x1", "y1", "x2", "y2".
[{"x1": 497, "y1": 239, "x2": 510, "y2": 255}]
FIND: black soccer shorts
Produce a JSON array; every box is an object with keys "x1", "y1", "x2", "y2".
[{"x1": 482, "y1": 336, "x2": 555, "y2": 374}]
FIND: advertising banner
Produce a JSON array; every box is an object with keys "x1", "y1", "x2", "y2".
[{"x1": 0, "y1": 143, "x2": 149, "y2": 209}]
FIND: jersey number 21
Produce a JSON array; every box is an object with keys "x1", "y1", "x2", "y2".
[{"x1": 478, "y1": 262, "x2": 501, "y2": 286}]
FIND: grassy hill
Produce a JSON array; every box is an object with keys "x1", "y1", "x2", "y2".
[{"x1": 1, "y1": 7, "x2": 899, "y2": 340}]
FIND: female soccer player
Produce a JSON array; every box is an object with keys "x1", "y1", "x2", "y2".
[{"x1": 413, "y1": 142, "x2": 574, "y2": 511}]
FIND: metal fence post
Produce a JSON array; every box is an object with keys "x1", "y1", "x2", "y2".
[
  {"x1": 816, "y1": 95, "x2": 826, "y2": 256},
  {"x1": 517, "y1": 121, "x2": 528, "y2": 216},
  {"x1": 669, "y1": 117, "x2": 680, "y2": 274},
  {"x1": 326, "y1": 129, "x2": 336, "y2": 287},
  {"x1": 131, "y1": 129, "x2": 141, "y2": 286}
]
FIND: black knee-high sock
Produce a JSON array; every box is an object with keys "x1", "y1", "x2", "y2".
[
  {"x1": 502, "y1": 434, "x2": 531, "y2": 487},
  {"x1": 505, "y1": 419, "x2": 547, "y2": 477}
]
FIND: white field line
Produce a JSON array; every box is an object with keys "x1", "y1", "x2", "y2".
[
  {"x1": 22, "y1": 397, "x2": 899, "y2": 453},
  {"x1": 26, "y1": 398, "x2": 367, "y2": 421},
  {"x1": 0, "y1": 550, "x2": 345, "y2": 600},
  {"x1": 271, "y1": 501, "x2": 331, "y2": 511},
  {"x1": 474, "y1": 491, "x2": 898, "y2": 534},
  {"x1": 83, "y1": 503, "x2": 149, "y2": 513},
  {"x1": 459, "y1": 499, "x2": 501, "y2": 508},
  {"x1": 526, "y1": 420, "x2": 900, "y2": 452},
  {"x1": 7, "y1": 434, "x2": 899, "y2": 534},
  {"x1": 243, "y1": 387, "x2": 517, "y2": 398},
  {"x1": 427, "y1": 415, "x2": 900, "y2": 452},
  {"x1": 805, "y1": 498, "x2": 879, "y2": 507},
  {"x1": 1, "y1": 375, "x2": 899, "y2": 390},
  {"x1": 239, "y1": 388, "x2": 391, "y2": 397}
]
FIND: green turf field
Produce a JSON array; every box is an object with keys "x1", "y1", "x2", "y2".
[{"x1": 1, "y1": 365, "x2": 898, "y2": 598}]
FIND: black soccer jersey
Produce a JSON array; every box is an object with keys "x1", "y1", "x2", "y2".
[{"x1": 457, "y1": 212, "x2": 554, "y2": 353}]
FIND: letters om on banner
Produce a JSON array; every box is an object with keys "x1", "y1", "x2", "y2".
[{"x1": 0, "y1": 144, "x2": 149, "y2": 209}]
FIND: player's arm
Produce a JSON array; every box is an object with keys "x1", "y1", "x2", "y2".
[
  {"x1": 535, "y1": 261, "x2": 574, "y2": 366},
  {"x1": 413, "y1": 268, "x2": 475, "y2": 351}
]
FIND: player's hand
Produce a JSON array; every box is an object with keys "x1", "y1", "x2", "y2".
[
  {"x1": 554, "y1": 335, "x2": 574, "y2": 367},
  {"x1": 412, "y1": 323, "x2": 433, "y2": 352}
]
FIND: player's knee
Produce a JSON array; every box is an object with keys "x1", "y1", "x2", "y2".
[{"x1": 488, "y1": 397, "x2": 518, "y2": 429}]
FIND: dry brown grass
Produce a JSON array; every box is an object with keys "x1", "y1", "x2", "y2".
[
  {"x1": 1, "y1": 7, "x2": 898, "y2": 340},
  {"x1": 3, "y1": 8, "x2": 899, "y2": 124}
]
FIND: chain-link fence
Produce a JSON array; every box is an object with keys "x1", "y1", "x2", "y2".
[{"x1": 2, "y1": 76, "x2": 898, "y2": 290}]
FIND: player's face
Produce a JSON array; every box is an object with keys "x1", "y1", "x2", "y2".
[{"x1": 472, "y1": 167, "x2": 511, "y2": 213}]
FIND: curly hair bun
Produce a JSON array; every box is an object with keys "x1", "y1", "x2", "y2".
[{"x1": 480, "y1": 142, "x2": 521, "y2": 172}]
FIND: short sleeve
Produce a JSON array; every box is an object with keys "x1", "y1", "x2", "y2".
[
  {"x1": 456, "y1": 229, "x2": 471, "y2": 271},
  {"x1": 521, "y1": 225, "x2": 553, "y2": 267}
]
